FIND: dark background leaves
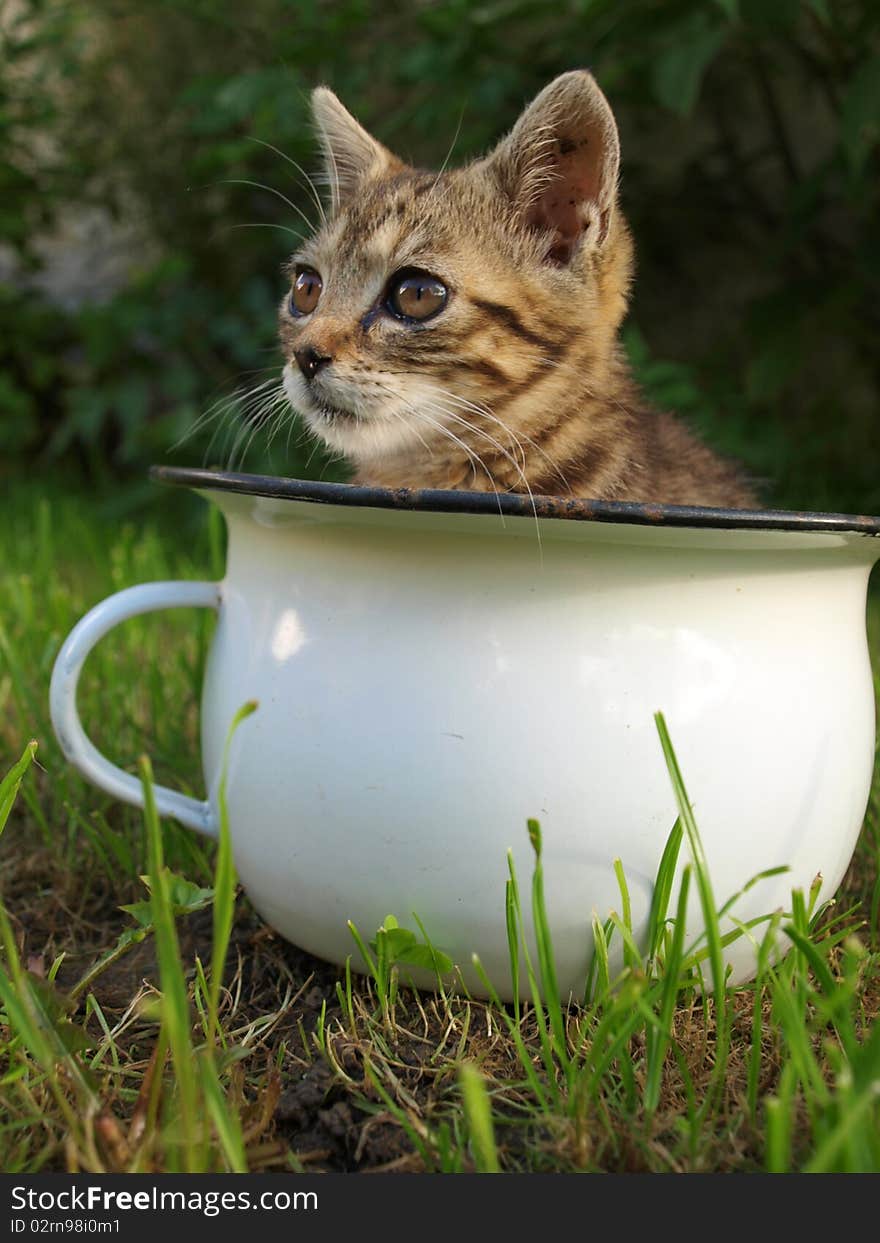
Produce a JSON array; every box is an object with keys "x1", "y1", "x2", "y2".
[{"x1": 2, "y1": 0, "x2": 878, "y2": 511}]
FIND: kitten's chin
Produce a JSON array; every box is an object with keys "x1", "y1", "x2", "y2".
[
  {"x1": 305, "y1": 409, "x2": 423, "y2": 462},
  {"x1": 282, "y1": 366, "x2": 427, "y2": 463}
]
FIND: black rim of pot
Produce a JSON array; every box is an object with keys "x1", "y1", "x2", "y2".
[{"x1": 150, "y1": 466, "x2": 880, "y2": 535}]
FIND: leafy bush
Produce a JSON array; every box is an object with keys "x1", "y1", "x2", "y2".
[{"x1": 1, "y1": 0, "x2": 878, "y2": 509}]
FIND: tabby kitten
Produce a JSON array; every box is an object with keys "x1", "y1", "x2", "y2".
[{"x1": 279, "y1": 71, "x2": 756, "y2": 507}]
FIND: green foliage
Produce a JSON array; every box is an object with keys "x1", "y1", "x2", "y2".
[
  {"x1": 0, "y1": 735, "x2": 261, "y2": 1170},
  {"x1": 0, "y1": 479, "x2": 217, "y2": 883},
  {"x1": 461, "y1": 723, "x2": 880, "y2": 1172},
  {"x1": 346, "y1": 912, "x2": 455, "y2": 1028},
  {"x1": 1, "y1": 0, "x2": 878, "y2": 508},
  {"x1": 70, "y1": 872, "x2": 215, "y2": 1005},
  {"x1": 458, "y1": 1062, "x2": 501, "y2": 1173},
  {"x1": 0, "y1": 741, "x2": 38, "y2": 836}
]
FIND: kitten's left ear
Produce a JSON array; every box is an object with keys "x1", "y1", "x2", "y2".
[
  {"x1": 484, "y1": 70, "x2": 620, "y2": 264},
  {"x1": 311, "y1": 87, "x2": 403, "y2": 214}
]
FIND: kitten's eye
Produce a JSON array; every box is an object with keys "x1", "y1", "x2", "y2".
[
  {"x1": 290, "y1": 267, "x2": 322, "y2": 316},
  {"x1": 386, "y1": 269, "x2": 447, "y2": 322}
]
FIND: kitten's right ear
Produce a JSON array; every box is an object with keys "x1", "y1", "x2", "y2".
[
  {"x1": 311, "y1": 88, "x2": 402, "y2": 214},
  {"x1": 483, "y1": 70, "x2": 620, "y2": 264}
]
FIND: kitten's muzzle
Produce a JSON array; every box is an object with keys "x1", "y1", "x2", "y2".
[{"x1": 294, "y1": 345, "x2": 332, "y2": 381}]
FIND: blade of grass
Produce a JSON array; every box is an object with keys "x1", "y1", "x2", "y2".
[
  {"x1": 647, "y1": 817, "x2": 683, "y2": 964},
  {"x1": 654, "y1": 713, "x2": 725, "y2": 1002},
  {"x1": 613, "y1": 857, "x2": 643, "y2": 972},
  {"x1": 505, "y1": 869, "x2": 520, "y2": 1022},
  {"x1": 644, "y1": 865, "x2": 692, "y2": 1113},
  {"x1": 506, "y1": 845, "x2": 564, "y2": 1103},
  {"x1": 197, "y1": 1053, "x2": 247, "y2": 1173},
  {"x1": 459, "y1": 1062, "x2": 500, "y2": 1173},
  {"x1": 654, "y1": 712, "x2": 730, "y2": 1123},
  {"x1": 209, "y1": 700, "x2": 258, "y2": 1044},
  {"x1": 0, "y1": 741, "x2": 38, "y2": 837},
  {"x1": 139, "y1": 754, "x2": 201, "y2": 1171},
  {"x1": 528, "y1": 819, "x2": 569, "y2": 1072},
  {"x1": 470, "y1": 954, "x2": 551, "y2": 1112}
]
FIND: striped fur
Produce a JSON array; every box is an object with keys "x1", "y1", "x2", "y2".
[{"x1": 279, "y1": 73, "x2": 756, "y2": 506}]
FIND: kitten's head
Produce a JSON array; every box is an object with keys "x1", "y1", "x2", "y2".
[{"x1": 279, "y1": 71, "x2": 633, "y2": 476}]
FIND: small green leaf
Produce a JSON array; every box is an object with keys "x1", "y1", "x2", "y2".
[
  {"x1": 806, "y1": 0, "x2": 830, "y2": 22},
  {"x1": 166, "y1": 875, "x2": 215, "y2": 913},
  {"x1": 55, "y1": 1020, "x2": 93, "y2": 1054},
  {"x1": 118, "y1": 900, "x2": 154, "y2": 927},
  {"x1": 0, "y1": 741, "x2": 37, "y2": 838},
  {"x1": 652, "y1": 13, "x2": 725, "y2": 116},
  {"x1": 127, "y1": 872, "x2": 214, "y2": 917},
  {"x1": 393, "y1": 943, "x2": 454, "y2": 974},
  {"x1": 381, "y1": 927, "x2": 418, "y2": 958},
  {"x1": 367, "y1": 916, "x2": 453, "y2": 977},
  {"x1": 841, "y1": 56, "x2": 880, "y2": 174}
]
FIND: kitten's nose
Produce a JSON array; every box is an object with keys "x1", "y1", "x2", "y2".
[{"x1": 294, "y1": 345, "x2": 332, "y2": 381}]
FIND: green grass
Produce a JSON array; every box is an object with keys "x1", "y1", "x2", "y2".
[{"x1": 0, "y1": 480, "x2": 878, "y2": 1173}]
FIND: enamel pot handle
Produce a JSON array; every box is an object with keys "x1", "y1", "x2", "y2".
[{"x1": 50, "y1": 581, "x2": 221, "y2": 837}]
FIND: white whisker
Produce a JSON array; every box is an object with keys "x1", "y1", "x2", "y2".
[
  {"x1": 420, "y1": 399, "x2": 542, "y2": 554},
  {"x1": 214, "y1": 222, "x2": 305, "y2": 242},
  {"x1": 429, "y1": 386, "x2": 573, "y2": 492},
  {"x1": 219, "y1": 178, "x2": 317, "y2": 236},
  {"x1": 174, "y1": 376, "x2": 281, "y2": 452},
  {"x1": 246, "y1": 137, "x2": 327, "y2": 228}
]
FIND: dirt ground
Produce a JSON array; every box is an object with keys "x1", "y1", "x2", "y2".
[{"x1": 9, "y1": 836, "x2": 433, "y2": 1171}]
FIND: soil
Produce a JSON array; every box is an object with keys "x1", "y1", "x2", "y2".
[{"x1": 12, "y1": 846, "x2": 429, "y2": 1171}]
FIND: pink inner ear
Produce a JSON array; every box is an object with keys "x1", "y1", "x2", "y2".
[{"x1": 526, "y1": 134, "x2": 605, "y2": 263}]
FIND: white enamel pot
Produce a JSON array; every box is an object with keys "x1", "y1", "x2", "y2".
[{"x1": 50, "y1": 468, "x2": 880, "y2": 1000}]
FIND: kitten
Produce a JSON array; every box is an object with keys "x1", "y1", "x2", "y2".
[{"x1": 279, "y1": 71, "x2": 756, "y2": 508}]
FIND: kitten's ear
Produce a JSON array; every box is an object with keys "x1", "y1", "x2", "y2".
[
  {"x1": 485, "y1": 70, "x2": 620, "y2": 264},
  {"x1": 311, "y1": 87, "x2": 402, "y2": 214}
]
